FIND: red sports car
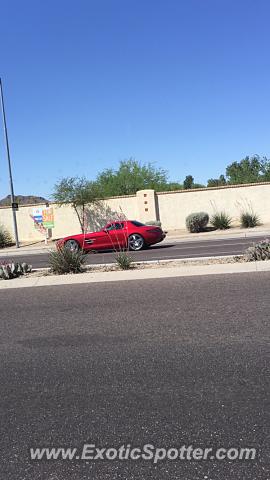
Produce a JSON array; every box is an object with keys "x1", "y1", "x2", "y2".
[{"x1": 57, "y1": 220, "x2": 166, "y2": 252}]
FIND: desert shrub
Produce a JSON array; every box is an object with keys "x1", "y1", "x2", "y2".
[
  {"x1": 240, "y1": 212, "x2": 260, "y2": 228},
  {"x1": 0, "y1": 225, "x2": 12, "y2": 248},
  {"x1": 0, "y1": 262, "x2": 32, "y2": 280},
  {"x1": 245, "y1": 239, "x2": 270, "y2": 261},
  {"x1": 186, "y1": 212, "x2": 209, "y2": 233},
  {"x1": 115, "y1": 252, "x2": 133, "y2": 270},
  {"x1": 210, "y1": 211, "x2": 232, "y2": 230},
  {"x1": 145, "y1": 220, "x2": 162, "y2": 227},
  {"x1": 49, "y1": 246, "x2": 86, "y2": 274}
]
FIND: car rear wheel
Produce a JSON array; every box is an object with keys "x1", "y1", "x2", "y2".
[
  {"x1": 65, "y1": 239, "x2": 80, "y2": 252},
  {"x1": 128, "y1": 234, "x2": 145, "y2": 251}
]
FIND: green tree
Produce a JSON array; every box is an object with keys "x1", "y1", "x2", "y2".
[
  {"x1": 166, "y1": 182, "x2": 183, "y2": 191},
  {"x1": 53, "y1": 177, "x2": 102, "y2": 233},
  {"x1": 207, "y1": 155, "x2": 270, "y2": 186},
  {"x1": 226, "y1": 156, "x2": 263, "y2": 184},
  {"x1": 95, "y1": 158, "x2": 169, "y2": 196},
  {"x1": 193, "y1": 183, "x2": 206, "y2": 189},
  {"x1": 183, "y1": 175, "x2": 194, "y2": 189},
  {"x1": 259, "y1": 156, "x2": 270, "y2": 181},
  {"x1": 207, "y1": 175, "x2": 227, "y2": 187}
]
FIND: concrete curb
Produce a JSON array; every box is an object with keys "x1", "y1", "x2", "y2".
[{"x1": 0, "y1": 259, "x2": 269, "y2": 290}]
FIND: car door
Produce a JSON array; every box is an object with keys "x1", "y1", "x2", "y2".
[
  {"x1": 82, "y1": 230, "x2": 111, "y2": 251},
  {"x1": 103, "y1": 222, "x2": 127, "y2": 250}
]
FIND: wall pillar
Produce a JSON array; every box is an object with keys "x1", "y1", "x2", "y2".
[{"x1": 136, "y1": 189, "x2": 158, "y2": 223}]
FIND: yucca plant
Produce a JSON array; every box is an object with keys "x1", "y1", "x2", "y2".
[
  {"x1": 102, "y1": 212, "x2": 135, "y2": 270},
  {"x1": 240, "y1": 212, "x2": 260, "y2": 228},
  {"x1": 210, "y1": 211, "x2": 232, "y2": 230},
  {"x1": 115, "y1": 252, "x2": 133, "y2": 270},
  {"x1": 0, "y1": 225, "x2": 12, "y2": 248},
  {"x1": 49, "y1": 246, "x2": 86, "y2": 274}
]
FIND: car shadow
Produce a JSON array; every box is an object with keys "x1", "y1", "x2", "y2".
[
  {"x1": 86, "y1": 244, "x2": 176, "y2": 254},
  {"x1": 147, "y1": 244, "x2": 175, "y2": 250}
]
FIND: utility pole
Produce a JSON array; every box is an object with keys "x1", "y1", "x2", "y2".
[{"x1": 0, "y1": 78, "x2": 19, "y2": 248}]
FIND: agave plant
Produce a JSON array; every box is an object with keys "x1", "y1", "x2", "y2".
[
  {"x1": 0, "y1": 262, "x2": 32, "y2": 280},
  {"x1": 245, "y1": 239, "x2": 270, "y2": 261}
]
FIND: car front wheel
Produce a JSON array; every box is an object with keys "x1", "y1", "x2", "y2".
[
  {"x1": 65, "y1": 239, "x2": 80, "y2": 252},
  {"x1": 128, "y1": 234, "x2": 145, "y2": 251}
]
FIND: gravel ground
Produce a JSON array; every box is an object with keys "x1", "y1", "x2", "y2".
[{"x1": 24, "y1": 255, "x2": 246, "y2": 278}]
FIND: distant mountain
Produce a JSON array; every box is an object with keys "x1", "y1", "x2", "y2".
[{"x1": 0, "y1": 195, "x2": 49, "y2": 206}]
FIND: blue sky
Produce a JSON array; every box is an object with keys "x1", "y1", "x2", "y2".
[{"x1": 0, "y1": 0, "x2": 269, "y2": 199}]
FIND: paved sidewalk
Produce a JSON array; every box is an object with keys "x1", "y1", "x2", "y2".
[{"x1": 0, "y1": 260, "x2": 269, "y2": 290}]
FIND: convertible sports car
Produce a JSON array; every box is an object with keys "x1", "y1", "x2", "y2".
[{"x1": 57, "y1": 220, "x2": 166, "y2": 252}]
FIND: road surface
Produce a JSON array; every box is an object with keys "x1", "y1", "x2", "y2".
[
  {"x1": 0, "y1": 273, "x2": 269, "y2": 479},
  {"x1": 0, "y1": 234, "x2": 268, "y2": 268}
]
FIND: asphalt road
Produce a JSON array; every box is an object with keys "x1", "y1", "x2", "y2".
[
  {"x1": 1, "y1": 234, "x2": 268, "y2": 268},
  {"x1": 0, "y1": 273, "x2": 269, "y2": 479}
]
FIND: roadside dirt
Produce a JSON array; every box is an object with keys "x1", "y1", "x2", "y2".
[{"x1": 23, "y1": 255, "x2": 246, "y2": 279}]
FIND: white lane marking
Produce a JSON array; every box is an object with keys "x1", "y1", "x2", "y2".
[
  {"x1": 152, "y1": 241, "x2": 251, "y2": 251},
  {"x1": 141, "y1": 251, "x2": 244, "y2": 260}
]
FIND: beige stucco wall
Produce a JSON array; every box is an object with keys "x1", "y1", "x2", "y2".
[
  {"x1": 157, "y1": 183, "x2": 270, "y2": 230},
  {"x1": 0, "y1": 183, "x2": 269, "y2": 242},
  {"x1": 0, "y1": 195, "x2": 138, "y2": 242},
  {"x1": 0, "y1": 204, "x2": 47, "y2": 242}
]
